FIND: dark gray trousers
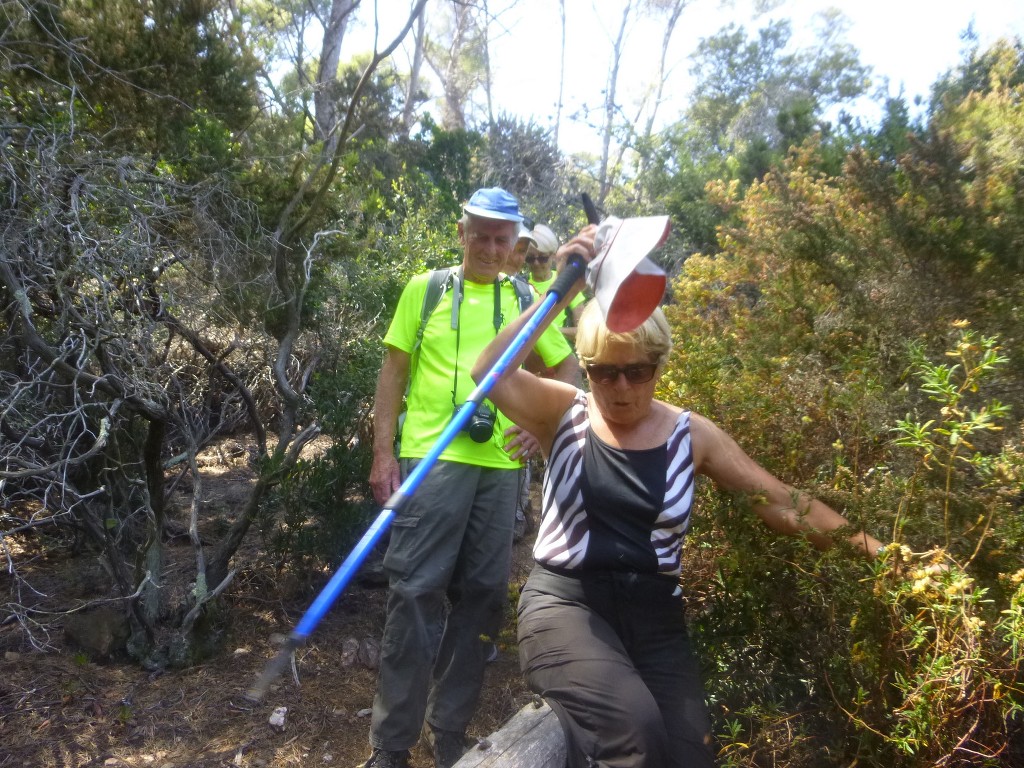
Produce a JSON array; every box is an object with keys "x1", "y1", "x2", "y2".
[
  {"x1": 518, "y1": 565, "x2": 716, "y2": 768},
  {"x1": 369, "y1": 459, "x2": 517, "y2": 751}
]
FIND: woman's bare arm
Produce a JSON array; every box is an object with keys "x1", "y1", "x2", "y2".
[
  {"x1": 472, "y1": 299, "x2": 579, "y2": 453},
  {"x1": 472, "y1": 231, "x2": 595, "y2": 453},
  {"x1": 690, "y1": 412, "x2": 885, "y2": 557}
]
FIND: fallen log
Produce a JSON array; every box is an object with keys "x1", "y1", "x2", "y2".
[{"x1": 455, "y1": 698, "x2": 566, "y2": 768}]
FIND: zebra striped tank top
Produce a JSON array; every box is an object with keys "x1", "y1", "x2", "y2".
[{"x1": 534, "y1": 390, "x2": 696, "y2": 577}]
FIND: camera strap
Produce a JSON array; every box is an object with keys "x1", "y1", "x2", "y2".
[{"x1": 449, "y1": 270, "x2": 502, "y2": 332}]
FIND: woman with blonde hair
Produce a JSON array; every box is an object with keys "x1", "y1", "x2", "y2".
[{"x1": 472, "y1": 228, "x2": 884, "y2": 767}]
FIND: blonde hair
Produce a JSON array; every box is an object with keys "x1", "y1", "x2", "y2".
[{"x1": 575, "y1": 300, "x2": 672, "y2": 367}]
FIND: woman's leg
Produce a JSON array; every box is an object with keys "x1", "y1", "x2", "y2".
[
  {"x1": 629, "y1": 600, "x2": 715, "y2": 767},
  {"x1": 518, "y1": 581, "x2": 671, "y2": 768}
]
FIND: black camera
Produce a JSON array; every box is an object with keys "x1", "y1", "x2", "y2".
[{"x1": 456, "y1": 402, "x2": 496, "y2": 443}]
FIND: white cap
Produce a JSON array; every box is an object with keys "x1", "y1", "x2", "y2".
[
  {"x1": 518, "y1": 224, "x2": 538, "y2": 245},
  {"x1": 530, "y1": 223, "x2": 559, "y2": 254},
  {"x1": 587, "y1": 216, "x2": 670, "y2": 333}
]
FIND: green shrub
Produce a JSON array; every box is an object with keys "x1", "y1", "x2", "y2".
[{"x1": 677, "y1": 324, "x2": 1023, "y2": 765}]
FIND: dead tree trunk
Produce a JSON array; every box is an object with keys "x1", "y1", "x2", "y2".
[{"x1": 453, "y1": 700, "x2": 565, "y2": 768}]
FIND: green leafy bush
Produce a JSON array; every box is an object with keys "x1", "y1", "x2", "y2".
[
  {"x1": 668, "y1": 262, "x2": 1024, "y2": 763},
  {"x1": 661, "y1": 109, "x2": 1024, "y2": 759}
]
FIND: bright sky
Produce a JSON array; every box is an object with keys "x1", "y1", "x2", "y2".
[
  {"x1": 488, "y1": 0, "x2": 1024, "y2": 155},
  {"x1": 358, "y1": 0, "x2": 1024, "y2": 156}
]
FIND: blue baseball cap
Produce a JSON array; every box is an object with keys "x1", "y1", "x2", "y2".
[{"x1": 463, "y1": 187, "x2": 523, "y2": 223}]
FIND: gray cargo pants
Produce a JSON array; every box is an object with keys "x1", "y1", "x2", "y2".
[{"x1": 369, "y1": 458, "x2": 517, "y2": 751}]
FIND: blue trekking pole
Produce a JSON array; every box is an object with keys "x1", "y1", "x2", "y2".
[{"x1": 245, "y1": 202, "x2": 600, "y2": 702}]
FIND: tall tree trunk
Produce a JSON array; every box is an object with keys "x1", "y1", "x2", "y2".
[
  {"x1": 439, "y1": 1, "x2": 473, "y2": 131},
  {"x1": 314, "y1": 0, "x2": 359, "y2": 143},
  {"x1": 482, "y1": 0, "x2": 494, "y2": 132},
  {"x1": 555, "y1": 0, "x2": 566, "y2": 150},
  {"x1": 598, "y1": 1, "x2": 633, "y2": 206},
  {"x1": 644, "y1": 0, "x2": 686, "y2": 139},
  {"x1": 402, "y1": 9, "x2": 428, "y2": 133}
]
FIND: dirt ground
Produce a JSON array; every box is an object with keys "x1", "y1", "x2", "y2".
[{"x1": 0, "y1": 446, "x2": 538, "y2": 768}]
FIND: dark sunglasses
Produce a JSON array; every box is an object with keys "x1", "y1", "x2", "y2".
[
  {"x1": 525, "y1": 254, "x2": 550, "y2": 264},
  {"x1": 585, "y1": 363, "x2": 658, "y2": 385}
]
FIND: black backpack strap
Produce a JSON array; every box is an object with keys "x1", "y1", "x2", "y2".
[
  {"x1": 507, "y1": 274, "x2": 534, "y2": 314},
  {"x1": 408, "y1": 267, "x2": 456, "y2": 389},
  {"x1": 397, "y1": 268, "x2": 455, "y2": 452}
]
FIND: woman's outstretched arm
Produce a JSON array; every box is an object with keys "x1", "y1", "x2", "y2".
[{"x1": 690, "y1": 412, "x2": 886, "y2": 557}]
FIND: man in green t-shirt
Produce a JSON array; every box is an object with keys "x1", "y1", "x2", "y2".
[
  {"x1": 527, "y1": 223, "x2": 586, "y2": 341},
  {"x1": 363, "y1": 188, "x2": 576, "y2": 768}
]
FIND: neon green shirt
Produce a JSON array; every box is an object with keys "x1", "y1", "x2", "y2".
[
  {"x1": 385, "y1": 270, "x2": 573, "y2": 468},
  {"x1": 529, "y1": 272, "x2": 585, "y2": 324}
]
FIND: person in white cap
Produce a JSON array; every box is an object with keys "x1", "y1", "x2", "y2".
[
  {"x1": 525, "y1": 223, "x2": 586, "y2": 340},
  {"x1": 363, "y1": 188, "x2": 577, "y2": 768},
  {"x1": 508, "y1": 222, "x2": 537, "y2": 277},
  {"x1": 499, "y1": 223, "x2": 545, "y2": 544},
  {"x1": 472, "y1": 227, "x2": 885, "y2": 768}
]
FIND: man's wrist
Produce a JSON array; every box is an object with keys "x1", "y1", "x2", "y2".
[{"x1": 373, "y1": 443, "x2": 397, "y2": 461}]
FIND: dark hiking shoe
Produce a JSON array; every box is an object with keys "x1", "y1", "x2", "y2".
[
  {"x1": 429, "y1": 726, "x2": 468, "y2": 768},
  {"x1": 484, "y1": 642, "x2": 499, "y2": 663},
  {"x1": 359, "y1": 749, "x2": 409, "y2": 768}
]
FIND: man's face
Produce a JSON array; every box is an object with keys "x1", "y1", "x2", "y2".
[
  {"x1": 458, "y1": 215, "x2": 517, "y2": 284},
  {"x1": 505, "y1": 238, "x2": 531, "y2": 274}
]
